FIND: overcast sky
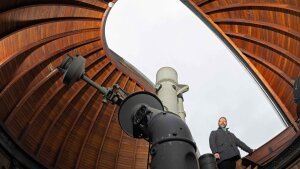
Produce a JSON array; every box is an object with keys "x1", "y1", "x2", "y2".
[{"x1": 105, "y1": 0, "x2": 286, "y2": 156}]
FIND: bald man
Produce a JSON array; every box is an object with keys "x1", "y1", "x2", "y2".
[{"x1": 209, "y1": 117, "x2": 254, "y2": 169}]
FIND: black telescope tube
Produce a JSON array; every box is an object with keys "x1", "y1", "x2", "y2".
[{"x1": 133, "y1": 105, "x2": 199, "y2": 169}]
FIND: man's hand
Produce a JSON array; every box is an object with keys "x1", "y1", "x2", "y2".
[{"x1": 214, "y1": 153, "x2": 220, "y2": 160}]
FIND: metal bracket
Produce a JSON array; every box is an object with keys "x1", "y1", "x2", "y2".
[{"x1": 132, "y1": 105, "x2": 151, "y2": 139}]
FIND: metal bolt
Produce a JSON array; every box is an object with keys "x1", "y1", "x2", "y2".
[{"x1": 150, "y1": 147, "x2": 157, "y2": 155}]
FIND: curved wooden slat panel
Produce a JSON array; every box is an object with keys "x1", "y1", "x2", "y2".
[
  {"x1": 195, "y1": 0, "x2": 216, "y2": 7},
  {"x1": 53, "y1": 64, "x2": 115, "y2": 169},
  {"x1": 240, "y1": 49, "x2": 294, "y2": 86},
  {"x1": 3, "y1": 39, "x2": 101, "y2": 124},
  {"x1": 115, "y1": 82, "x2": 138, "y2": 169},
  {"x1": 20, "y1": 49, "x2": 107, "y2": 161},
  {"x1": 204, "y1": 3, "x2": 300, "y2": 15},
  {"x1": 74, "y1": 71, "x2": 122, "y2": 169},
  {"x1": 0, "y1": 1, "x2": 107, "y2": 13},
  {"x1": 95, "y1": 75, "x2": 130, "y2": 169},
  {"x1": 226, "y1": 32, "x2": 300, "y2": 81},
  {"x1": 5, "y1": 40, "x2": 102, "y2": 139},
  {"x1": 0, "y1": 5, "x2": 103, "y2": 39},
  {"x1": 213, "y1": 18, "x2": 300, "y2": 40},
  {"x1": 225, "y1": 32, "x2": 300, "y2": 66},
  {"x1": 36, "y1": 57, "x2": 110, "y2": 156}
]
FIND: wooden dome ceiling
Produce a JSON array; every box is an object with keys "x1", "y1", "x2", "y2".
[{"x1": 0, "y1": 0, "x2": 299, "y2": 169}]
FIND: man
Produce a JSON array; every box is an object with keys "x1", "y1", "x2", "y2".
[{"x1": 209, "y1": 117, "x2": 254, "y2": 169}]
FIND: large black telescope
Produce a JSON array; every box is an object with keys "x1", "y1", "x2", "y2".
[{"x1": 57, "y1": 54, "x2": 217, "y2": 169}]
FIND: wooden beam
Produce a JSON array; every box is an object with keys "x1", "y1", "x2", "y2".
[
  {"x1": 204, "y1": 2, "x2": 300, "y2": 15},
  {"x1": 225, "y1": 32, "x2": 300, "y2": 66},
  {"x1": 240, "y1": 49, "x2": 294, "y2": 86},
  {"x1": 213, "y1": 18, "x2": 300, "y2": 40},
  {"x1": 195, "y1": 0, "x2": 216, "y2": 7}
]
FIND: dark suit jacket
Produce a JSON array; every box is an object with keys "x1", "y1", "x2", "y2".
[{"x1": 209, "y1": 128, "x2": 253, "y2": 163}]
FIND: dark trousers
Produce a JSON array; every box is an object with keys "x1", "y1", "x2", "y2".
[{"x1": 218, "y1": 156, "x2": 240, "y2": 169}]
